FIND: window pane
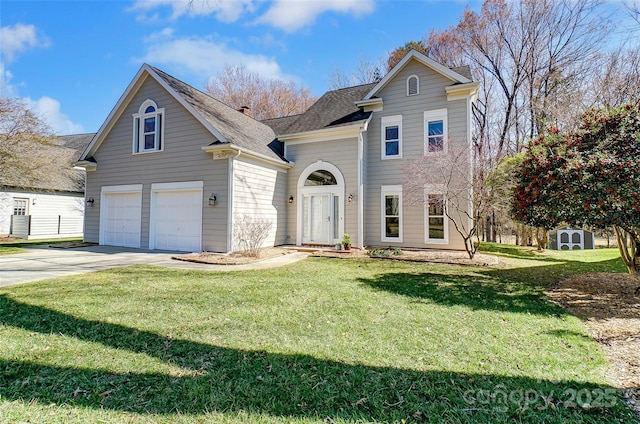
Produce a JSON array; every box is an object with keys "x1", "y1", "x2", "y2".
[
  {"x1": 428, "y1": 136, "x2": 444, "y2": 152},
  {"x1": 145, "y1": 105, "x2": 156, "y2": 113},
  {"x1": 145, "y1": 134, "x2": 155, "y2": 150},
  {"x1": 144, "y1": 117, "x2": 155, "y2": 133},
  {"x1": 385, "y1": 195, "x2": 399, "y2": 216},
  {"x1": 385, "y1": 140, "x2": 399, "y2": 156},
  {"x1": 304, "y1": 170, "x2": 337, "y2": 186},
  {"x1": 428, "y1": 120, "x2": 443, "y2": 136},
  {"x1": 385, "y1": 217, "x2": 399, "y2": 238},
  {"x1": 385, "y1": 125, "x2": 398, "y2": 141},
  {"x1": 428, "y1": 194, "x2": 444, "y2": 215},
  {"x1": 428, "y1": 217, "x2": 445, "y2": 239},
  {"x1": 333, "y1": 196, "x2": 339, "y2": 240}
]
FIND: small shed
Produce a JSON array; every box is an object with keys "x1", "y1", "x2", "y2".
[{"x1": 549, "y1": 226, "x2": 595, "y2": 250}]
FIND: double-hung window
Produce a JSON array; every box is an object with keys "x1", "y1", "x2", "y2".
[
  {"x1": 381, "y1": 115, "x2": 402, "y2": 159},
  {"x1": 425, "y1": 190, "x2": 448, "y2": 243},
  {"x1": 133, "y1": 99, "x2": 164, "y2": 154},
  {"x1": 381, "y1": 185, "x2": 402, "y2": 242},
  {"x1": 424, "y1": 109, "x2": 447, "y2": 154}
]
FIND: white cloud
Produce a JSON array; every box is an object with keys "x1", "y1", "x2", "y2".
[
  {"x1": 27, "y1": 96, "x2": 85, "y2": 135},
  {"x1": 137, "y1": 31, "x2": 285, "y2": 80},
  {"x1": 129, "y1": 0, "x2": 257, "y2": 23},
  {"x1": 256, "y1": 0, "x2": 375, "y2": 33},
  {"x1": 0, "y1": 23, "x2": 50, "y2": 63}
]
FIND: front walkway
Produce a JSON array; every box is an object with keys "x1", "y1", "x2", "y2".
[{"x1": 0, "y1": 245, "x2": 310, "y2": 288}]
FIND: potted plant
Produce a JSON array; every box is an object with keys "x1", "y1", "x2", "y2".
[{"x1": 342, "y1": 233, "x2": 352, "y2": 251}]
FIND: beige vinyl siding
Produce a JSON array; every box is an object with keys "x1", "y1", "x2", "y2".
[
  {"x1": 285, "y1": 137, "x2": 359, "y2": 246},
  {"x1": 84, "y1": 75, "x2": 229, "y2": 252},
  {"x1": 232, "y1": 157, "x2": 288, "y2": 250},
  {"x1": 365, "y1": 58, "x2": 470, "y2": 250}
]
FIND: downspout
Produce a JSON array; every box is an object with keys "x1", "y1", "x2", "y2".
[
  {"x1": 357, "y1": 116, "x2": 372, "y2": 249},
  {"x1": 226, "y1": 148, "x2": 242, "y2": 253}
]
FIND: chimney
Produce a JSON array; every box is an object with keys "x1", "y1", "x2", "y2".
[{"x1": 238, "y1": 106, "x2": 253, "y2": 117}]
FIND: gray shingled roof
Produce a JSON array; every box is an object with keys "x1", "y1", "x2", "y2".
[
  {"x1": 1, "y1": 133, "x2": 93, "y2": 193},
  {"x1": 281, "y1": 83, "x2": 376, "y2": 135},
  {"x1": 261, "y1": 114, "x2": 301, "y2": 136},
  {"x1": 451, "y1": 65, "x2": 472, "y2": 81},
  {"x1": 150, "y1": 66, "x2": 285, "y2": 163}
]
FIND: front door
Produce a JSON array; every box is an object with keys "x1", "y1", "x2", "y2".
[{"x1": 303, "y1": 194, "x2": 331, "y2": 244}]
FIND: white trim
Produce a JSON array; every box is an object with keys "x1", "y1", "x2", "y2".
[
  {"x1": 279, "y1": 124, "x2": 362, "y2": 143},
  {"x1": 151, "y1": 181, "x2": 203, "y2": 191},
  {"x1": 381, "y1": 185, "x2": 402, "y2": 243},
  {"x1": 407, "y1": 74, "x2": 419, "y2": 96},
  {"x1": 227, "y1": 155, "x2": 235, "y2": 253},
  {"x1": 101, "y1": 184, "x2": 143, "y2": 193},
  {"x1": 201, "y1": 144, "x2": 293, "y2": 170},
  {"x1": 132, "y1": 99, "x2": 165, "y2": 154},
  {"x1": 381, "y1": 115, "x2": 402, "y2": 160},
  {"x1": 296, "y1": 161, "x2": 345, "y2": 246},
  {"x1": 424, "y1": 189, "x2": 449, "y2": 245},
  {"x1": 424, "y1": 109, "x2": 448, "y2": 155},
  {"x1": 362, "y1": 50, "x2": 472, "y2": 101},
  {"x1": 445, "y1": 82, "x2": 479, "y2": 101},
  {"x1": 357, "y1": 128, "x2": 365, "y2": 249}
]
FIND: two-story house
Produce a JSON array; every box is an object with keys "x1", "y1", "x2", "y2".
[{"x1": 76, "y1": 50, "x2": 478, "y2": 252}]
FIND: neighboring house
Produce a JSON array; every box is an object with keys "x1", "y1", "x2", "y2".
[
  {"x1": 0, "y1": 133, "x2": 93, "y2": 239},
  {"x1": 76, "y1": 50, "x2": 478, "y2": 252}
]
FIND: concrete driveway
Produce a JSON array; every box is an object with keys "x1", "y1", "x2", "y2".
[{"x1": 0, "y1": 245, "x2": 309, "y2": 288}]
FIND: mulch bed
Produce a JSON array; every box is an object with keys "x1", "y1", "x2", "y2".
[
  {"x1": 172, "y1": 247, "x2": 293, "y2": 265},
  {"x1": 312, "y1": 248, "x2": 501, "y2": 267},
  {"x1": 547, "y1": 273, "x2": 640, "y2": 418}
]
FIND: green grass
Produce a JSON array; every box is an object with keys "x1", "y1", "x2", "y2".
[
  {"x1": 0, "y1": 246, "x2": 636, "y2": 423},
  {"x1": 0, "y1": 237, "x2": 82, "y2": 255}
]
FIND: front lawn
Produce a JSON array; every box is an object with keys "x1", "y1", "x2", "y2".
[
  {"x1": 0, "y1": 237, "x2": 82, "y2": 255},
  {"x1": 0, "y1": 247, "x2": 636, "y2": 423}
]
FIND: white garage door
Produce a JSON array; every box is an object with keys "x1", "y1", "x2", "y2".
[
  {"x1": 102, "y1": 192, "x2": 142, "y2": 248},
  {"x1": 152, "y1": 189, "x2": 202, "y2": 252}
]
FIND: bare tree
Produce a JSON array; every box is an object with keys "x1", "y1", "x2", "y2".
[
  {"x1": 205, "y1": 65, "x2": 316, "y2": 121},
  {"x1": 233, "y1": 214, "x2": 273, "y2": 258},
  {"x1": 328, "y1": 55, "x2": 383, "y2": 90},
  {"x1": 403, "y1": 143, "x2": 489, "y2": 259},
  {"x1": 0, "y1": 97, "x2": 75, "y2": 190}
]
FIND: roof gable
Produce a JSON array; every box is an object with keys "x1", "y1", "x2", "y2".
[
  {"x1": 80, "y1": 64, "x2": 284, "y2": 164},
  {"x1": 362, "y1": 50, "x2": 472, "y2": 101}
]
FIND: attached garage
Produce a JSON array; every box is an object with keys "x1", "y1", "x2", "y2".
[
  {"x1": 100, "y1": 184, "x2": 142, "y2": 248},
  {"x1": 150, "y1": 181, "x2": 203, "y2": 252}
]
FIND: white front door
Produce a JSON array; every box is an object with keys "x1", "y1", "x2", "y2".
[{"x1": 303, "y1": 193, "x2": 333, "y2": 244}]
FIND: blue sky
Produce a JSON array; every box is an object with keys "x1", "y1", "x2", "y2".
[{"x1": 1, "y1": 0, "x2": 487, "y2": 135}]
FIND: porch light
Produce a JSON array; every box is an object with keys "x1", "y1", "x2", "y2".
[
  {"x1": 348, "y1": 193, "x2": 354, "y2": 203},
  {"x1": 86, "y1": 197, "x2": 95, "y2": 207},
  {"x1": 288, "y1": 195, "x2": 294, "y2": 204},
  {"x1": 209, "y1": 194, "x2": 217, "y2": 206}
]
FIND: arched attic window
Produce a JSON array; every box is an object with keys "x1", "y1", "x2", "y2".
[
  {"x1": 407, "y1": 75, "x2": 419, "y2": 96},
  {"x1": 133, "y1": 99, "x2": 165, "y2": 153}
]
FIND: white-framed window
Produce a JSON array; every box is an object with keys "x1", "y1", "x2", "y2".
[
  {"x1": 425, "y1": 190, "x2": 448, "y2": 244},
  {"x1": 12, "y1": 198, "x2": 28, "y2": 216},
  {"x1": 407, "y1": 75, "x2": 419, "y2": 96},
  {"x1": 133, "y1": 99, "x2": 164, "y2": 154},
  {"x1": 381, "y1": 185, "x2": 402, "y2": 242},
  {"x1": 381, "y1": 115, "x2": 402, "y2": 159},
  {"x1": 424, "y1": 109, "x2": 448, "y2": 154}
]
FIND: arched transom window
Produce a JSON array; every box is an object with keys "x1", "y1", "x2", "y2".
[
  {"x1": 133, "y1": 99, "x2": 165, "y2": 153},
  {"x1": 304, "y1": 170, "x2": 337, "y2": 186}
]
